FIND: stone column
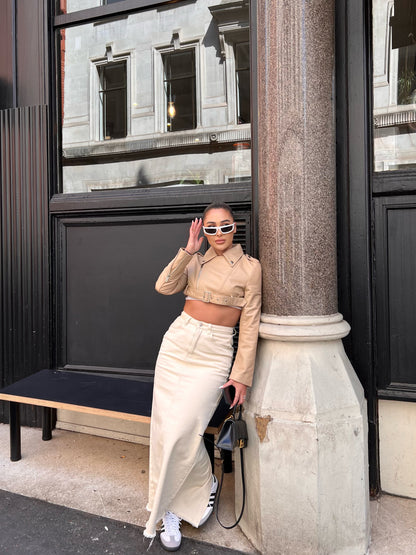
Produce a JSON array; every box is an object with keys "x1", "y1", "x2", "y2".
[{"x1": 240, "y1": 1, "x2": 370, "y2": 553}]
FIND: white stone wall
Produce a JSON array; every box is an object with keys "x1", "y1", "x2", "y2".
[{"x1": 379, "y1": 400, "x2": 416, "y2": 498}]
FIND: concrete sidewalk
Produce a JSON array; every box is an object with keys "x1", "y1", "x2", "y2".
[
  {"x1": 0, "y1": 424, "x2": 416, "y2": 554},
  {"x1": 0, "y1": 424, "x2": 257, "y2": 554}
]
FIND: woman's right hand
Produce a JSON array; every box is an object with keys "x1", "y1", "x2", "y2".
[{"x1": 185, "y1": 218, "x2": 204, "y2": 254}]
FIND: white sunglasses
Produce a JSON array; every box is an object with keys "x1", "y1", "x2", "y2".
[{"x1": 203, "y1": 223, "x2": 236, "y2": 235}]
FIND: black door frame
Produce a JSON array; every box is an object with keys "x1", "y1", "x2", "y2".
[{"x1": 335, "y1": 0, "x2": 380, "y2": 495}]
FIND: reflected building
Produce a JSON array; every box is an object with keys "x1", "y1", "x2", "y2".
[
  {"x1": 373, "y1": 0, "x2": 416, "y2": 170},
  {"x1": 61, "y1": 0, "x2": 251, "y2": 192}
]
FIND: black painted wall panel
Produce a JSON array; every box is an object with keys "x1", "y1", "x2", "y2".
[
  {"x1": 375, "y1": 197, "x2": 416, "y2": 396},
  {"x1": 64, "y1": 220, "x2": 186, "y2": 373},
  {"x1": 387, "y1": 208, "x2": 416, "y2": 384},
  {"x1": 56, "y1": 213, "x2": 249, "y2": 376}
]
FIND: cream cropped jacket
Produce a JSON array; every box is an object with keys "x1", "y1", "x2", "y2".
[{"x1": 155, "y1": 244, "x2": 262, "y2": 387}]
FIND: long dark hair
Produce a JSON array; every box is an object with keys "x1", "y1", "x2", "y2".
[{"x1": 202, "y1": 202, "x2": 235, "y2": 222}]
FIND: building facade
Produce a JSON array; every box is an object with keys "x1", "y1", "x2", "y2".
[{"x1": 1, "y1": 0, "x2": 415, "y2": 553}]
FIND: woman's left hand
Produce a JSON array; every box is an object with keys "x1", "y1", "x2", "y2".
[{"x1": 221, "y1": 379, "x2": 248, "y2": 408}]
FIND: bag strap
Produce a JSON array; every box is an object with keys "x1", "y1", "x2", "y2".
[{"x1": 215, "y1": 443, "x2": 246, "y2": 529}]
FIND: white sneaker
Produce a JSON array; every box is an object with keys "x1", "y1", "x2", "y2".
[
  {"x1": 160, "y1": 511, "x2": 182, "y2": 552},
  {"x1": 198, "y1": 474, "x2": 218, "y2": 527}
]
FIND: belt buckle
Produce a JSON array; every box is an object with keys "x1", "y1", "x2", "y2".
[{"x1": 203, "y1": 291, "x2": 212, "y2": 302}]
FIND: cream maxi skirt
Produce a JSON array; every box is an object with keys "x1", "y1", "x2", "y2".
[{"x1": 144, "y1": 312, "x2": 234, "y2": 538}]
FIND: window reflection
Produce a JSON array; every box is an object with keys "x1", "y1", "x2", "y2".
[
  {"x1": 373, "y1": 0, "x2": 416, "y2": 171},
  {"x1": 163, "y1": 50, "x2": 196, "y2": 132},
  {"x1": 235, "y1": 42, "x2": 250, "y2": 124},
  {"x1": 98, "y1": 61, "x2": 127, "y2": 139},
  {"x1": 59, "y1": 0, "x2": 251, "y2": 193}
]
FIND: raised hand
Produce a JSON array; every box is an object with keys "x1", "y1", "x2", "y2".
[{"x1": 185, "y1": 218, "x2": 204, "y2": 254}]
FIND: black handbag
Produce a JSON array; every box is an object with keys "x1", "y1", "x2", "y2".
[
  {"x1": 215, "y1": 405, "x2": 247, "y2": 529},
  {"x1": 217, "y1": 405, "x2": 248, "y2": 451}
]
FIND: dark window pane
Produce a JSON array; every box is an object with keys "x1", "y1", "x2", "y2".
[
  {"x1": 163, "y1": 50, "x2": 196, "y2": 132},
  {"x1": 99, "y1": 61, "x2": 127, "y2": 139},
  {"x1": 391, "y1": 0, "x2": 416, "y2": 49},
  {"x1": 164, "y1": 51, "x2": 195, "y2": 79},
  {"x1": 100, "y1": 63, "x2": 126, "y2": 90},
  {"x1": 170, "y1": 77, "x2": 196, "y2": 131},
  {"x1": 102, "y1": 89, "x2": 126, "y2": 139},
  {"x1": 237, "y1": 70, "x2": 250, "y2": 124},
  {"x1": 235, "y1": 42, "x2": 250, "y2": 124},
  {"x1": 397, "y1": 44, "x2": 416, "y2": 104},
  {"x1": 236, "y1": 42, "x2": 249, "y2": 70}
]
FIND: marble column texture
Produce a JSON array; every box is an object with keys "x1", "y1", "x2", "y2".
[
  {"x1": 257, "y1": 0, "x2": 337, "y2": 316},
  {"x1": 240, "y1": 1, "x2": 370, "y2": 553}
]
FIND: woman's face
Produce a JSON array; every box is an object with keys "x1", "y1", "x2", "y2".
[{"x1": 203, "y1": 207, "x2": 236, "y2": 255}]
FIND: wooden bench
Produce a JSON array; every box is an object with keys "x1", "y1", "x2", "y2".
[{"x1": 0, "y1": 369, "x2": 232, "y2": 470}]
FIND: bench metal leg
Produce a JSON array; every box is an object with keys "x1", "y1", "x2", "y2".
[
  {"x1": 223, "y1": 450, "x2": 232, "y2": 473},
  {"x1": 42, "y1": 407, "x2": 53, "y2": 441},
  {"x1": 203, "y1": 433, "x2": 232, "y2": 473},
  {"x1": 9, "y1": 402, "x2": 21, "y2": 462},
  {"x1": 204, "y1": 433, "x2": 215, "y2": 472}
]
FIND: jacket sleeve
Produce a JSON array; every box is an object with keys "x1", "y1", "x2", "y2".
[
  {"x1": 155, "y1": 248, "x2": 193, "y2": 295},
  {"x1": 229, "y1": 259, "x2": 262, "y2": 387}
]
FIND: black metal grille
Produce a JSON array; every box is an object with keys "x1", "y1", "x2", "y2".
[{"x1": 0, "y1": 106, "x2": 50, "y2": 425}]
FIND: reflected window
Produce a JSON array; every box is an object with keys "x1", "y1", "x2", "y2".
[
  {"x1": 373, "y1": 0, "x2": 416, "y2": 171},
  {"x1": 163, "y1": 50, "x2": 196, "y2": 132},
  {"x1": 235, "y1": 42, "x2": 250, "y2": 124},
  {"x1": 98, "y1": 61, "x2": 127, "y2": 140},
  {"x1": 209, "y1": 1, "x2": 250, "y2": 125},
  {"x1": 397, "y1": 45, "x2": 416, "y2": 105}
]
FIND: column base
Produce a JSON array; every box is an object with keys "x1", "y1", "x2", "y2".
[{"x1": 239, "y1": 314, "x2": 370, "y2": 555}]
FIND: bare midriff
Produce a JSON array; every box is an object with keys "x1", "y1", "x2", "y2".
[{"x1": 183, "y1": 299, "x2": 241, "y2": 328}]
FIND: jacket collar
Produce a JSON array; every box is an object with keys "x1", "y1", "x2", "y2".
[{"x1": 201, "y1": 243, "x2": 244, "y2": 266}]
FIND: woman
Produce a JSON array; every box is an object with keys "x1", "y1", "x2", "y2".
[{"x1": 144, "y1": 202, "x2": 261, "y2": 551}]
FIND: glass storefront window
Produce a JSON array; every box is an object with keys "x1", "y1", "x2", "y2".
[
  {"x1": 58, "y1": 0, "x2": 251, "y2": 193},
  {"x1": 373, "y1": 0, "x2": 416, "y2": 171}
]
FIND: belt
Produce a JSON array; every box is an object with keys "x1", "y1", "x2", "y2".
[{"x1": 184, "y1": 287, "x2": 246, "y2": 308}]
